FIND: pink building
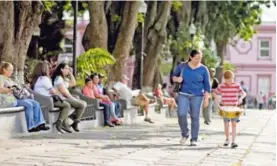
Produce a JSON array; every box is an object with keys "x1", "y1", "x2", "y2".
[{"x1": 226, "y1": 22, "x2": 276, "y2": 97}]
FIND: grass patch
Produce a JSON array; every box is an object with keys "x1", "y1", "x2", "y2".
[{"x1": 160, "y1": 63, "x2": 172, "y2": 75}]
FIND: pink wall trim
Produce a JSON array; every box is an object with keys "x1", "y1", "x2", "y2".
[
  {"x1": 233, "y1": 40, "x2": 253, "y2": 55},
  {"x1": 235, "y1": 63, "x2": 276, "y2": 68}
]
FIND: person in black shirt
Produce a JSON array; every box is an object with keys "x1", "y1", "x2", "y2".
[{"x1": 203, "y1": 68, "x2": 219, "y2": 125}]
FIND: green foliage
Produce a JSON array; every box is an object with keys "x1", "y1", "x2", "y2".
[
  {"x1": 204, "y1": 1, "x2": 271, "y2": 43},
  {"x1": 77, "y1": 48, "x2": 116, "y2": 80},
  {"x1": 223, "y1": 60, "x2": 237, "y2": 72},
  {"x1": 202, "y1": 47, "x2": 220, "y2": 69},
  {"x1": 137, "y1": 13, "x2": 145, "y2": 23},
  {"x1": 43, "y1": 1, "x2": 57, "y2": 12},
  {"x1": 171, "y1": 22, "x2": 206, "y2": 60},
  {"x1": 112, "y1": 14, "x2": 122, "y2": 23},
  {"x1": 172, "y1": 1, "x2": 183, "y2": 12},
  {"x1": 170, "y1": 23, "x2": 190, "y2": 60}
]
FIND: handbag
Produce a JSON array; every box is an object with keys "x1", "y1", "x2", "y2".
[
  {"x1": 52, "y1": 94, "x2": 64, "y2": 103},
  {"x1": 173, "y1": 63, "x2": 186, "y2": 92},
  {"x1": 10, "y1": 85, "x2": 32, "y2": 99}
]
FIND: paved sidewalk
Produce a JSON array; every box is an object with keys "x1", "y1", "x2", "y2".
[{"x1": 0, "y1": 109, "x2": 275, "y2": 166}]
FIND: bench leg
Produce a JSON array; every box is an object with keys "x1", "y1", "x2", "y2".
[
  {"x1": 49, "y1": 112, "x2": 59, "y2": 134},
  {"x1": 124, "y1": 108, "x2": 138, "y2": 125},
  {"x1": 95, "y1": 111, "x2": 104, "y2": 127}
]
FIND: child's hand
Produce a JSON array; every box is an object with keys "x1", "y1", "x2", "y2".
[
  {"x1": 203, "y1": 97, "x2": 209, "y2": 108},
  {"x1": 238, "y1": 98, "x2": 243, "y2": 105}
]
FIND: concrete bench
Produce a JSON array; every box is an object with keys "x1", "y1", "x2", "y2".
[
  {"x1": 0, "y1": 106, "x2": 27, "y2": 138},
  {"x1": 123, "y1": 106, "x2": 139, "y2": 124}
]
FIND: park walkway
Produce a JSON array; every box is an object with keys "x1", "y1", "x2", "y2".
[{"x1": 0, "y1": 109, "x2": 275, "y2": 166}]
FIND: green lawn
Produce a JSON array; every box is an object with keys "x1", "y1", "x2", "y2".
[{"x1": 160, "y1": 63, "x2": 172, "y2": 75}]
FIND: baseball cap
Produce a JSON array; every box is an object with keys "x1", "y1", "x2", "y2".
[{"x1": 98, "y1": 73, "x2": 105, "y2": 78}]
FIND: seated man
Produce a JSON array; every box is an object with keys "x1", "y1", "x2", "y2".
[{"x1": 113, "y1": 75, "x2": 155, "y2": 123}]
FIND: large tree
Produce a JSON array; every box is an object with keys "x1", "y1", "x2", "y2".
[
  {"x1": 0, "y1": 1, "x2": 44, "y2": 83},
  {"x1": 82, "y1": 1, "x2": 140, "y2": 81},
  {"x1": 142, "y1": 1, "x2": 172, "y2": 87}
]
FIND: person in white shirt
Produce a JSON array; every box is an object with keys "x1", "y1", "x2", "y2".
[
  {"x1": 51, "y1": 62, "x2": 87, "y2": 132},
  {"x1": 113, "y1": 75, "x2": 155, "y2": 123},
  {"x1": 31, "y1": 61, "x2": 72, "y2": 133},
  {"x1": 257, "y1": 92, "x2": 264, "y2": 110}
]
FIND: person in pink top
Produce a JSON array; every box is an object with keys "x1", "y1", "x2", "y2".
[
  {"x1": 213, "y1": 70, "x2": 246, "y2": 148},
  {"x1": 82, "y1": 78, "x2": 115, "y2": 127}
]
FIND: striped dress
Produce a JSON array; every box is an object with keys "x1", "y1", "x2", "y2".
[{"x1": 213, "y1": 82, "x2": 244, "y2": 106}]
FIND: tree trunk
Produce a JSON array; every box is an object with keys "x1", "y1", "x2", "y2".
[
  {"x1": 215, "y1": 41, "x2": 227, "y2": 83},
  {"x1": 168, "y1": 1, "x2": 192, "y2": 85},
  {"x1": 82, "y1": 1, "x2": 108, "y2": 51},
  {"x1": 106, "y1": 2, "x2": 124, "y2": 53},
  {"x1": 110, "y1": 1, "x2": 140, "y2": 82},
  {"x1": 0, "y1": 1, "x2": 43, "y2": 84},
  {"x1": 143, "y1": 1, "x2": 172, "y2": 87},
  {"x1": 132, "y1": 24, "x2": 142, "y2": 89},
  {"x1": 153, "y1": 57, "x2": 163, "y2": 88}
]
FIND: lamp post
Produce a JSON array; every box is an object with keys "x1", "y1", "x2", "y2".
[
  {"x1": 139, "y1": 1, "x2": 147, "y2": 89},
  {"x1": 189, "y1": 23, "x2": 196, "y2": 50},
  {"x1": 72, "y1": 0, "x2": 78, "y2": 76}
]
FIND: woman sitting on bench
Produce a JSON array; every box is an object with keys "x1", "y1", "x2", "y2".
[
  {"x1": 52, "y1": 62, "x2": 87, "y2": 132},
  {"x1": 31, "y1": 61, "x2": 72, "y2": 133},
  {"x1": 0, "y1": 62, "x2": 49, "y2": 132}
]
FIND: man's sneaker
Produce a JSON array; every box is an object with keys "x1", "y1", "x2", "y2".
[
  {"x1": 144, "y1": 118, "x2": 154, "y2": 123},
  {"x1": 223, "y1": 140, "x2": 229, "y2": 146},
  {"x1": 236, "y1": 119, "x2": 240, "y2": 123},
  {"x1": 179, "y1": 137, "x2": 188, "y2": 145},
  {"x1": 190, "y1": 141, "x2": 198, "y2": 146},
  {"x1": 204, "y1": 121, "x2": 209, "y2": 125},
  {"x1": 231, "y1": 142, "x2": 238, "y2": 148}
]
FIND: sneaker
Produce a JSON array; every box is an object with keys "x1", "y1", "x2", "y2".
[
  {"x1": 190, "y1": 141, "x2": 198, "y2": 146},
  {"x1": 55, "y1": 120, "x2": 64, "y2": 133},
  {"x1": 144, "y1": 118, "x2": 154, "y2": 123},
  {"x1": 71, "y1": 122, "x2": 80, "y2": 132},
  {"x1": 204, "y1": 121, "x2": 209, "y2": 125},
  {"x1": 62, "y1": 122, "x2": 72, "y2": 133},
  {"x1": 180, "y1": 137, "x2": 188, "y2": 145},
  {"x1": 231, "y1": 142, "x2": 238, "y2": 148},
  {"x1": 236, "y1": 119, "x2": 240, "y2": 123},
  {"x1": 223, "y1": 140, "x2": 229, "y2": 146},
  {"x1": 104, "y1": 122, "x2": 115, "y2": 127}
]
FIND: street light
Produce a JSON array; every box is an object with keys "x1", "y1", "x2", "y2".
[
  {"x1": 72, "y1": 0, "x2": 78, "y2": 76},
  {"x1": 139, "y1": 1, "x2": 147, "y2": 89},
  {"x1": 189, "y1": 23, "x2": 196, "y2": 49}
]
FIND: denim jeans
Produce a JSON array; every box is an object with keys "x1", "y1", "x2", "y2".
[
  {"x1": 100, "y1": 102, "x2": 111, "y2": 124},
  {"x1": 16, "y1": 98, "x2": 45, "y2": 130},
  {"x1": 177, "y1": 93, "x2": 203, "y2": 142},
  {"x1": 113, "y1": 101, "x2": 121, "y2": 118}
]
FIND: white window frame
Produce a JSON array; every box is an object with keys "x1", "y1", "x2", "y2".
[
  {"x1": 258, "y1": 39, "x2": 271, "y2": 59},
  {"x1": 63, "y1": 38, "x2": 73, "y2": 54}
]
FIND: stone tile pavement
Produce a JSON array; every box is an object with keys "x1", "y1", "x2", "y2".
[{"x1": 0, "y1": 109, "x2": 275, "y2": 166}]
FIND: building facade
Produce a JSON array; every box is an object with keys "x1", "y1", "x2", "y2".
[{"x1": 226, "y1": 22, "x2": 276, "y2": 98}]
